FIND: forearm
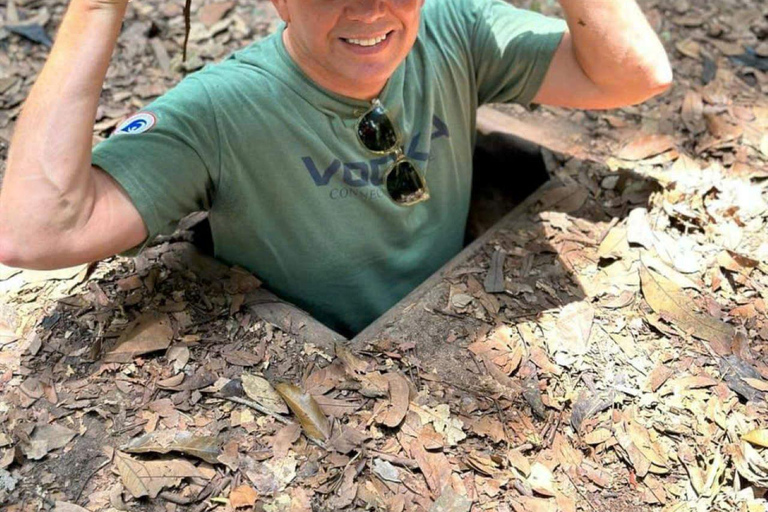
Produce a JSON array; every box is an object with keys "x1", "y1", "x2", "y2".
[
  {"x1": 557, "y1": 0, "x2": 672, "y2": 91},
  {"x1": 0, "y1": 0, "x2": 127, "y2": 239}
]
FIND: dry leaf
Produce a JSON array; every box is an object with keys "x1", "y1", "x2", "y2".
[
  {"x1": 266, "y1": 423, "x2": 301, "y2": 458},
  {"x1": 114, "y1": 452, "x2": 203, "y2": 499},
  {"x1": 379, "y1": 373, "x2": 410, "y2": 427},
  {"x1": 104, "y1": 313, "x2": 173, "y2": 363},
  {"x1": 681, "y1": 90, "x2": 706, "y2": 134},
  {"x1": 372, "y1": 458, "x2": 401, "y2": 483},
  {"x1": 241, "y1": 373, "x2": 289, "y2": 415},
  {"x1": 53, "y1": 502, "x2": 89, "y2": 512},
  {"x1": 199, "y1": 0, "x2": 235, "y2": 28},
  {"x1": 121, "y1": 430, "x2": 221, "y2": 464},
  {"x1": 552, "y1": 301, "x2": 594, "y2": 357},
  {"x1": 23, "y1": 424, "x2": 77, "y2": 460},
  {"x1": 274, "y1": 382, "x2": 331, "y2": 442},
  {"x1": 470, "y1": 416, "x2": 506, "y2": 444},
  {"x1": 742, "y1": 378, "x2": 768, "y2": 392},
  {"x1": 742, "y1": 430, "x2": 768, "y2": 448},
  {"x1": 229, "y1": 484, "x2": 259, "y2": 508},
  {"x1": 411, "y1": 438, "x2": 452, "y2": 496},
  {"x1": 640, "y1": 265, "x2": 734, "y2": 348},
  {"x1": 430, "y1": 486, "x2": 472, "y2": 512},
  {"x1": 528, "y1": 462, "x2": 556, "y2": 497},
  {"x1": 507, "y1": 448, "x2": 531, "y2": 477},
  {"x1": 618, "y1": 134, "x2": 676, "y2": 160},
  {"x1": 583, "y1": 428, "x2": 613, "y2": 445}
]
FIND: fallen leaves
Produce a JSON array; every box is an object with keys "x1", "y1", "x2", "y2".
[
  {"x1": 114, "y1": 452, "x2": 203, "y2": 499},
  {"x1": 121, "y1": 430, "x2": 221, "y2": 464},
  {"x1": 378, "y1": 373, "x2": 410, "y2": 428},
  {"x1": 640, "y1": 264, "x2": 735, "y2": 350},
  {"x1": 274, "y1": 382, "x2": 331, "y2": 443},
  {"x1": 241, "y1": 373, "x2": 290, "y2": 415},
  {"x1": 104, "y1": 312, "x2": 173, "y2": 363},
  {"x1": 617, "y1": 134, "x2": 676, "y2": 160}
]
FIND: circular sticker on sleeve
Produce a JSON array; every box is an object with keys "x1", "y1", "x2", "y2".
[{"x1": 114, "y1": 112, "x2": 157, "y2": 135}]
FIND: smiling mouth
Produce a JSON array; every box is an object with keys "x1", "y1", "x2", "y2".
[{"x1": 341, "y1": 30, "x2": 394, "y2": 47}]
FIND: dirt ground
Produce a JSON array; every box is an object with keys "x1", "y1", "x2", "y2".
[{"x1": 1, "y1": 0, "x2": 768, "y2": 511}]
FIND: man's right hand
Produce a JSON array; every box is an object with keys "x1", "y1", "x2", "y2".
[{"x1": 0, "y1": 0, "x2": 148, "y2": 270}]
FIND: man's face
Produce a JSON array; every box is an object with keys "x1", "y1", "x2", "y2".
[{"x1": 271, "y1": 0, "x2": 424, "y2": 99}]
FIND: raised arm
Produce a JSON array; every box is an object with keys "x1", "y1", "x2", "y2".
[
  {"x1": 0, "y1": 0, "x2": 147, "y2": 270},
  {"x1": 532, "y1": 0, "x2": 673, "y2": 109}
]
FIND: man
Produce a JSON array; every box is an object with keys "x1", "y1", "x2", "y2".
[{"x1": 0, "y1": 0, "x2": 671, "y2": 336}]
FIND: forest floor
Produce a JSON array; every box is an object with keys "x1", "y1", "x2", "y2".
[{"x1": 0, "y1": 0, "x2": 767, "y2": 511}]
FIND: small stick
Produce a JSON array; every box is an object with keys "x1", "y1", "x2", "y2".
[
  {"x1": 220, "y1": 396, "x2": 328, "y2": 450},
  {"x1": 368, "y1": 449, "x2": 419, "y2": 470},
  {"x1": 182, "y1": 0, "x2": 192, "y2": 63},
  {"x1": 220, "y1": 395, "x2": 292, "y2": 425}
]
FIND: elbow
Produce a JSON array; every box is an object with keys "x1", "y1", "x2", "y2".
[
  {"x1": 616, "y1": 62, "x2": 673, "y2": 107},
  {"x1": 0, "y1": 227, "x2": 67, "y2": 271},
  {"x1": 647, "y1": 57, "x2": 674, "y2": 96},
  {"x1": 0, "y1": 230, "x2": 23, "y2": 269},
  {"x1": 635, "y1": 54, "x2": 674, "y2": 102}
]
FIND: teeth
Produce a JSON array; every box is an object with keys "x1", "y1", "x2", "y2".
[{"x1": 346, "y1": 32, "x2": 388, "y2": 47}]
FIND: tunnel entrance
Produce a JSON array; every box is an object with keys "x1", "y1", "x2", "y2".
[{"x1": 466, "y1": 130, "x2": 550, "y2": 244}]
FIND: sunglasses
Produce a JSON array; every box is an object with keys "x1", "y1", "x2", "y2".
[{"x1": 356, "y1": 99, "x2": 430, "y2": 206}]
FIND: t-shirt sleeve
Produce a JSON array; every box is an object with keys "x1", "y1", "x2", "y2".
[
  {"x1": 91, "y1": 74, "x2": 220, "y2": 257},
  {"x1": 467, "y1": 0, "x2": 567, "y2": 106}
]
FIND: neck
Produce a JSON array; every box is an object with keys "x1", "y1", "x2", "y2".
[{"x1": 282, "y1": 28, "x2": 386, "y2": 102}]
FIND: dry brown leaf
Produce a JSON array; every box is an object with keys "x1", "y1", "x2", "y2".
[
  {"x1": 266, "y1": 423, "x2": 301, "y2": 458},
  {"x1": 410, "y1": 438, "x2": 452, "y2": 496},
  {"x1": 681, "y1": 90, "x2": 706, "y2": 134},
  {"x1": 528, "y1": 462, "x2": 556, "y2": 497},
  {"x1": 470, "y1": 416, "x2": 506, "y2": 444},
  {"x1": 537, "y1": 184, "x2": 588, "y2": 213},
  {"x1": 229, "y1": 484, "x2": 259, "y2": 508},
  {"x1": 114, "y1": 452, "x2": 203, "y2": 499},
  {"x1": 618, "y1": 134, "x2": 676, "y2": 160},
  {"x1": 104, "y1": 313, "x2": 173, "y2": 363},
  {"x1": 430, "y1": 486, "x2": 472, "y2": 512},
  {"x1": 583, "y1": 428, "x2": 613, "y2": 445},
  {"x1": 52, "y1": 502, "x2": 89, "y2": 512},
  {"x1": 312, "y1": 394, "x2": 362, "y2": 419},
  {"x1": 513, "y1": 497, "x2": 556, "y2": 512},
  {"x1": 379, "y1": 373, "x2": 410, "y2": 428},
  {"x1": 121, "y1": 430, "x2": 221, "y2": 464},
  {"x1": 552, "y1": 301, "x2": 594, "y2": 357},
  {"x1": 640, "y1": 265, "x2": 734, "y2": 349},
  {"x1": 507, "y1": 448, "x2": 531, "y2": 477},
  {"x1": 334, "y1": 342, "x2": 370, "y2": 374},
  {"x1": 241, "y1": 373, "x2": 289, "y2": 415},
  {"x1": 274, "y1": 382, "x2": 331, "y2": 442},
  {"x1": 743, "y1": 378, "x2": 768, "y2": 392},
  {"x1": 597, "y1": 225, "x2": 631, "y2": 260},
  {"x1": 199, "y1": 0, "x2": 235, "y2": 28},
  {"x1": 742, "y1": 430, "x2": 768, "y2": 448}
]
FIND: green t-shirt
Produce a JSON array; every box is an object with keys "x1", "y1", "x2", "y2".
[{"x1": 91, "y1": 0, "x2": 566, "y2": 336}]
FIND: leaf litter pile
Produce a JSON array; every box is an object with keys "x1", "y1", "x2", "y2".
[{"x1": 1, "y1": 0, "x2": 768, "y2": 510}]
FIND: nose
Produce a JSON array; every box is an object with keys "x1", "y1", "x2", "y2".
[{"x1": 345, "y1": 0, "x2": 386, "y2": 22}]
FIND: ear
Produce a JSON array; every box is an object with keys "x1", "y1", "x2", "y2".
[{"x1": 269, "y1": 0, "x2": 290, "y2": 22}]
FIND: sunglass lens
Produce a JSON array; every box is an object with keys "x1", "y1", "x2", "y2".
[
  {"x1": 358, "y1": 104, "x2": 398, "y2": 152},
  {"x1": 386, "y1": 160, "x2": 427, "y2": 204}
]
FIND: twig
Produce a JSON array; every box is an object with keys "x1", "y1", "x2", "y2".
[
  {"x1": 219, "y1": 396, "x2": 328, "y2": 450},
  {"x1": 160, "y1": 491, "x2": 195, "y2": 505},
  {"x1": 368, "y1": 449, "x2": 419, "y2": 469},
  {"x1": 220, "y1": 395, "x2": 292, "y2": 425},
  {"x1": 75, "y1": 455, "x2": 112, "y2": 503},
  {"x1": 565, "y1": 471, "x2": 600, "y2": 512},
  {"x1": 493, "y1": 398, "x2": 512, "y2": 446},
  {"x1": 182, "y1": 0, "x2": 192, "y2": 63}
]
